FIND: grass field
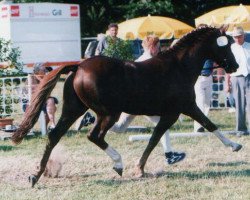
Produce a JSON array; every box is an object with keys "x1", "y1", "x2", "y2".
[{"x1": 0, "y1": 81, "x2": 249, "y2": 200}]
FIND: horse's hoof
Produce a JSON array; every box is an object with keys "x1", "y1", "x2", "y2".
[
  {"x1": 28, "y1": 175, "x2": 37, "y2": 188},
  {"x1": 134, "y1": 168, "x2": 144, "y2": 178},
  {"x1": 113, "y1": 167, "x2": 123, "y2": 176},
  {"x1": 134, "y1": 171, "x2": 144, "y2": 178},
  {"x1": 232, "y1": 144, "x2": 242, "y2": 152}
]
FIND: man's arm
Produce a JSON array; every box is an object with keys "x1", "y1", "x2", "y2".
[
  {"x1": 225, "y1": 73, "x2": 231, "y2": 93},
  {"x1": 95, "y1": 37, "x2": 106, "y2": 56}
]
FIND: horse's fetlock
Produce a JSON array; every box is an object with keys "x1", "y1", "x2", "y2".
[{"x1": 113, "y1": 154, "x2": 122, "y2": 162}]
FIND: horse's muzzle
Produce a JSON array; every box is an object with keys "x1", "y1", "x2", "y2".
[{"x1": 222, "y1": 59, "x2": 239, "y2": 74}]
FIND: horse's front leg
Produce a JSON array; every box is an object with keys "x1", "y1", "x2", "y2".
[
  {"x1": 135, "y1": 114, "x2": 179, "y2": 178},
  {"x1": 184, "y1": 104, "x2": 242, "y2": 152},
  {"x1": 87, "y1": 114, "x2": 123, "y2": 176}
]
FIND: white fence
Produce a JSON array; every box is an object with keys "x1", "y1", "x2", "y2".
[
  {"x1": 0, "y1": 73, "x2": 230, "y2": 121},
  {"x1": 210, "y1": 73, "x2": 232, "y2": 109},
  {"x1": 0, "y1": 75, "x2": 48, "y2": 135},
  {"x1": 0, "y1": 75, "x2": 29, "y2": 118}
]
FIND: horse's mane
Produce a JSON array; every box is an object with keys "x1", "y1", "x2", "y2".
[{"x1": 159, "y1": 26, "x2": 219, "y2": 59}]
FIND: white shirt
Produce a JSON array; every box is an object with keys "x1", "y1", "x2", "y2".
[
  {"x1": 230, "y1": 42, "x2": 250, "y2": 77},
  {"x1": 135, "y1": 50, "x2": 152, "y2": 62}
]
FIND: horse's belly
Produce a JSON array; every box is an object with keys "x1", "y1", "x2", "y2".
[{"x1": 122, "y1": 96, "x2": 182, "y2": 116}]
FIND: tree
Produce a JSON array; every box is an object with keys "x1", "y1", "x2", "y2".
[{"x1": 121, "y1": 0, "x2": 174, "y2": 19}]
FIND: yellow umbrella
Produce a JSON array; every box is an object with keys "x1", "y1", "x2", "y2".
[
  {"x1": 195, "y1": 4, "x2": 250, "y2": 31},
  {"x1": 114, "y1": 15, "x2": 194, "y2": 40}
]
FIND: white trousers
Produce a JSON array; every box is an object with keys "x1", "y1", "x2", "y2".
[
  {"x1": 110, "y1": 113, "x2": 172, "y2": 153},
  {"x1": 194, "y1": 75, "x2": 213, "y2": 132}
]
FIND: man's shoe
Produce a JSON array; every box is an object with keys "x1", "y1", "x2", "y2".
[
  {"x1": 236, "y1": 130, "x2": 249, "y2": 137},
  {"x1": 48, "y1": 125, "x2": 55, "y2": 131},
  {"x1": 165, "y1": 152, "x2": 186, "y2": 165},
  {"x1": 78, "y1": 112, "x2": 95, "y2": 131},
  {"x1": 196, "y1": 127, "x2": 205, "y2": 132}
]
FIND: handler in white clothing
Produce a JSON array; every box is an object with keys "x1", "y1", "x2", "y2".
[
  {"x1": 194, "y1": 59, "x2": 214, "y2": 132},
  {"x1": 110, "y1": 35, "x2": 185, "y2": 165},
  {"x1": 226, "y1": 26, "x2": 250, "y2": 135}
]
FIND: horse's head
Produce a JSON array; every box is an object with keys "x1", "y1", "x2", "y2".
[{"x1": 210, "y1": 25, "x2": 239, "y2": 73}]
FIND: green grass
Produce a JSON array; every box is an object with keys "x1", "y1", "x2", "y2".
[
  {"x1": 0, "y1": 110, "x2": 249, "y2": 200},
  {"x1": 0, "y1": 81, "x2": 249, "y2": 200}
]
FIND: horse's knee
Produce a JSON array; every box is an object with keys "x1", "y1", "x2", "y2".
[
  {"x1": 87, "y1": 133, "x2": 107, "y2": 149},
  {"x1": 87, "y1": 134, "x2": 93, "y2": 142},
  {"x1": 87, "y1": 134, "x2": 98, "y2": 143},
  {"x1": 204, "y1": 122, "x2": 217, "y2": 132},
  {"x1": 48, "y1": 130, "x2": 61, "y2": 145}
]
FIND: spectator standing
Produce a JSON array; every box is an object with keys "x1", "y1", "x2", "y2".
[
  {"x1": 194, "y1": 59, "x2": 215, "y2": 132},
  {"x1": 84, "y1": 34, "x2": 106, "y2": 58},
  {"x1": 226, "y1": 26, "x2": 250, "y2": 135},
  {"x1": 24, "y1": 63, "x2": 58, "y2": 130},
  {"x1": 95, "y1": 23, "x2": 121, "y2": 56}
]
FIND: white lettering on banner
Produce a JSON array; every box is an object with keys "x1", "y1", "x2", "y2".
[
  {"x1": 11, "y1": 5, "x2": 20, "y2": 17},
  {"x1": 28, "y1": 6, "x2": 50, "y2": 18},
  {"x1": 52, "y1": 9, "x2": 62, "y2": 16}
]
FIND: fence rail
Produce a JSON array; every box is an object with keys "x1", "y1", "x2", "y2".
[
  {"x1": 210, "y1": 74, "x2": 232, "y2": 109},
  {"x1": 0, "y1": 73, "x2": 231, "y2": 119},
  {"x1": 0, "y1": 75, "x2": 29, "y2": 118}
]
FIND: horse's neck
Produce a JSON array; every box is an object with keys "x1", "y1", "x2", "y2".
[{"x1": 182, "y1": 45, "x2": 211, "y2": 85}]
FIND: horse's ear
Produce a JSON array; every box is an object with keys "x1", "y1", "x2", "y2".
[{"x1": 219, "y1": 24, "x2": 229, "y2": 34}]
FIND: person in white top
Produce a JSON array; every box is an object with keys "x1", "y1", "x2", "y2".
[
  {"x1": 226, "y1": 26, "x2": 250, "y2": 135},
  {"x1": 110, "y1": 35, "x2": 186, "y2": 165},
  {"x1": 194, "y1": 60, "x2": 214, "y2": 132}
]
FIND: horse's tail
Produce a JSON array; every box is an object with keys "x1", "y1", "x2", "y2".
[{"x1": 11, "y1": 64, "x2": 79, "y2": 144}]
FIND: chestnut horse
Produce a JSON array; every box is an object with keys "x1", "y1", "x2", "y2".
[{"x1": 12, "y1": 26, "x2": 242, "y2": 187}]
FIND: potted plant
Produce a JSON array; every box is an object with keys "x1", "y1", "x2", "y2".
[
  {"x1": 0, "y1": 38, "x2": 25, "y2": 128},
  {"x1": 103, "y1": 36, "x2": 134, "y2": 60}
]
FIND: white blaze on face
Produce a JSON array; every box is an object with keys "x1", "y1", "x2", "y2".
[{"x1": 217, "y1": 36, "x2": 228, "y2": 47}]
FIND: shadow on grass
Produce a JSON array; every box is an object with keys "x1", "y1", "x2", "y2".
[
  {"x1": 21, "y1": 129, "x2": 89, "y2": 141},
  {"x1": 208, "y1": 161, "x2": 249, "y2": 167},
  {"x1": 93, "y1": 169, "x2": 250, "y2": 186},
  {"x1": 0, "y1": 145, "x2": 16, "y2": 151},
  {"x1": 159, "y1": 169, "x2": 250, "y2": 180},
  {"x1": 22, "y1": 132, "x2": 44, "y2": 141},
  {"x1": 65, "y1": 172, "x2": 101, "y2": 179},
  {"x1": 65, "y1": 129, "x2": 89, "y2": 137}
]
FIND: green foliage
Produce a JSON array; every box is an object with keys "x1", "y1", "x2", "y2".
[
  {"x1": 122, "y1": 0, "x2": 174, "y2": 19},
  {"x1": 0, "y1": 38, "x2": 25, "y2": 77},
  {"x1": 103, "y1": 36, "x2": 134, "y2": 60},
  {"x1": 0, "y1": 38, "x2": 26, "y2": 117},
  {"x1": 0, "y1": 78, "x2": 23, "y2": 118},
  {"x1": 13, "y1": 0, "x2": 62, "y2": 2}
]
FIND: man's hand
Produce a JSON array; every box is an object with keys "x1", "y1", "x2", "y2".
[{"x1": 225, "y1": 74, "x2": 231, "y2": 93}]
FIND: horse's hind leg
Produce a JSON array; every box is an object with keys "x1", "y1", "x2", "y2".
[
  {"x1": 87, "y1": 114, "x2": 123, "y2": 175},
  {"x1": 29, "y1": 74, "x2": 88, "y2": 187},
  {"x1": 184, "y1": 104, "x2": 242, "y2": 152},
  {"x1": 135, "y1": 114, "x2": 179, "y2": 177}
]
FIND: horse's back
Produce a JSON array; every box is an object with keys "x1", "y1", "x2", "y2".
[{"x1": 74, "y1": 56, "x2": 192, "y2": 115}]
